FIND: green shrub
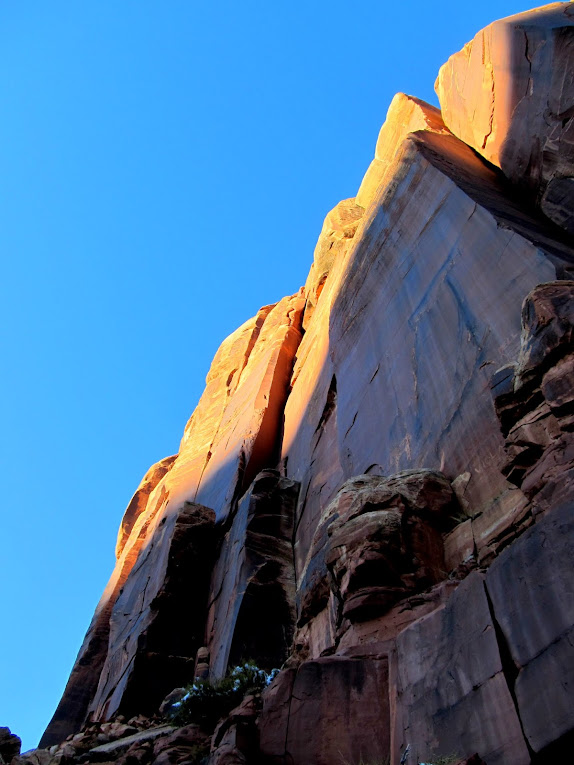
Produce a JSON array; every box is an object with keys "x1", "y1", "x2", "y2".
[{"x1": 167, "y1": 662, "x2": 278, "y2": 729}]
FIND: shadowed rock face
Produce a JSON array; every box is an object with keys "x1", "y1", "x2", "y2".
[
  {"x1": 206, "y1": 469, "x2": 299, "y2": 679},
  {"x1": 395, "y1": 572, "x2": 531, "y2": 765},
  {"x1": 88, "y1": 501, "x2": 216, "y2": 722},
  {"x1": 296, "y1": 470, "x2": 457, "y2": 630},
  {"x1": 326, "y1": 472, "x2": 455, "y2": 623},
  {"x1": 38, "y1": 7, "x2": 574, "y2": 764},
  {"x1": 258, "y1": 656, "x2": 390, "y2": 765},
  {"x1": 492, "y1": 281, "x2": 574, "y2": 510}
]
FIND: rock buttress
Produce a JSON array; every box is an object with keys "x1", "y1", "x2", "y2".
[{"x1": 41, "y1": 294, "x2": 304, "y2": 743}]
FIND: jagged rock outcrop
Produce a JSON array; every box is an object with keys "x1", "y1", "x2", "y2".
[
  {"x1": 33, "y1": 5, "x2": 574, "y2": 764},
  {"x1": 0, "y1": 729, "x2": 21, "y2": 765},
  {"x1": 493, "y1": 280, "x2": 574, "y2": 510}
]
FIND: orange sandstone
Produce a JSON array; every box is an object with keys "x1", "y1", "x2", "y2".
[{"x1": 436, "y1": 2, "x2": 574, "y2": 230}]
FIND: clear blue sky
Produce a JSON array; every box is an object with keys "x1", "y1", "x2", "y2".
[{"x1": 0, "y1": 0, "x2": 532, "y2": 750}]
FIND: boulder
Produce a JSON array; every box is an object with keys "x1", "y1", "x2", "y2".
[{"x1": 151, "y1": 724, "x2": 209, "y2": 765}]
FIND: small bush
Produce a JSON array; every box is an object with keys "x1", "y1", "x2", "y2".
[{"x1": 167, "y1": 662, "x2": 278, "y2": 729}]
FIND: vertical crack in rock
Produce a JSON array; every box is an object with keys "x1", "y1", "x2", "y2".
[
  {"x1": 483, "y1": 581, "x2": 535, "y2": 761},
  {"x1": 482, "y1": 62, "x2": 495, "y2": 150}
]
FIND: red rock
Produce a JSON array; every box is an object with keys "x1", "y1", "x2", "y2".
[
  {"x1": 356, "y1": 92, "x2": 450, "y2": 209},
  {"x1": 443, "y1": 518, "x2": 475, "y2": 572},
  {"x1": 210, "y1": 695, "x2": 258, "y2": 765},
  {"x1": 43, "y1": 294, "x2": 304, "y2": 742},
  {"x1": 284, "y1": 128, "x2": 573, "y2": 625},
  {"x1": 259, "y1": 658, "x2": 389, "y2": 765},
  {"x1": 257, "y1": 669, "x2": 296, "y2": 763},
  {"x1": 0, "y1": 728, "x2": 21, "y2": 763},
  {"x1": 325, "y1": 471, "x2": 455, "y2": 623},
  {"x1": 336, "y1": 580, "x2": 458, "y2": 657},
  {"x1": 297, "y1": 469, "x2": 455, "y2": 631},
  {"x1": 436, "y1": 3, "x2": 574, "y2": 230},
  {"x1": 492, "y1": 282, "x2": 574, "y2": 511},
  {"x1": 486, "y1": 502, "x2": 574, "y2": 753},
  {"x1": 394, "y1": 572, "x2": 529, "y2": 765},
  {"x1": 40, "y1": 10, "x2": 574, "y2": 760},
  {"x1": 151, "y1": 724, "x2": 209, "y2": 765},
  {"x1": 303, "y1": 199, "x2": 364, "y2": 329},
  {"x1": 205, "y1": 470, "x2": 299, "y2": 678},
  {"x1": 516, "y1": 281, "x2": 574, "y2": 385},
  {"x1": 87, "y1": 503, "x2": 215, "y2": 722},
  {"x1": 303, "y1": 95, "x2": 448, "y2": 333}
]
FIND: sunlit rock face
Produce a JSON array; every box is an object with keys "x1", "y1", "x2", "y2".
[
  {"x1": 41, "y1": 294, "x2": 304, "y2": 746},
  {"x1": 282, "y1": 125, "x2": 573, "y2": 604},
  {"x1": 355, "y1": 91, "x2": 450, "y2": 209},
  {"x1": 40, "y1": 6, "x2": 574, "y2": 764},
  {"x1": 436, "y1": 2, "x2": 574, "y2": 231}
]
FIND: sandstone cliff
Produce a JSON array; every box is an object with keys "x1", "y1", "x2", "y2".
[{"x1": 11, "y1": 4, "x2": 574, "y2": 765}]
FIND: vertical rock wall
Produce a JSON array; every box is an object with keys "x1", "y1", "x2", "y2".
[{"x1": 39, "y1": 5, "x2": 574, "y2": 763}]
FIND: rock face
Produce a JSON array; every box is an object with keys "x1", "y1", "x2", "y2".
[
  {"x1": 37, "y1": 5, "x2": 574, "y2": 765},
  {"x1": 205, "y1": 470, "x2": 299, "y2": 678},
  {"x1": 436, "y1": 2, "x2": 574, "y2": 232}
]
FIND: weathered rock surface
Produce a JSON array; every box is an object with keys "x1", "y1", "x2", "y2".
[
  {"x1": 493, "y1": 281, "x2": 574, "y2": 511},
  {"x1": 205, "y1": 470, "x2": 299, "y2": 678},
  {"x1": 259, "y1": 656, "x2": 390, "y2": 765},
  {"x1": 152, "y1": 724, "x2": 209, "y2": 765},
  {"x1": 395, "y1": 573, "x2": 530, "y2": 765},
  {"x1": 295, "y1": 469, "x2": 457, "y2": 646},
  {"x1": 487, "y1": 500, "x2": 574, "y2": 754},
  {"x1": 303, "y1": 94, "x2": 450, "y2": 331},
  {"x1": 42, "y1": 295, "x2": 304, "y2": 745},
  {"x1": 40, "y1": 7, "x2": 574, "y2": 764},
  {"x1": 88, "y1": 502, "x2": 216, "y2": 722},
  {"x1": 303, "y1": 199, "x2": 364, "y2": 329},
  {"x1": 115, "y1": 456, "x2": 178, "y2": 559},
  {"x1": 436, "y1": 2, "x2": 574, "y2": 230}
]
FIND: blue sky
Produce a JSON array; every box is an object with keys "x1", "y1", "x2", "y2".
[{"x1": 0, "y1": 0, "x2": 532, "y2": 750}]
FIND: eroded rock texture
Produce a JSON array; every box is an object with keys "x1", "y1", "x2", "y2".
[
  {"x1": 35, "y1": 6, "x2": 574, "y2": 765},
  {"x1": 493, "y1": 281, "x2": 574, "y2": 511}
]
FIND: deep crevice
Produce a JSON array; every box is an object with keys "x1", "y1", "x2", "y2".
[{"x1": 483, "y1": 581, "x2": 535, "y2": 760}]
